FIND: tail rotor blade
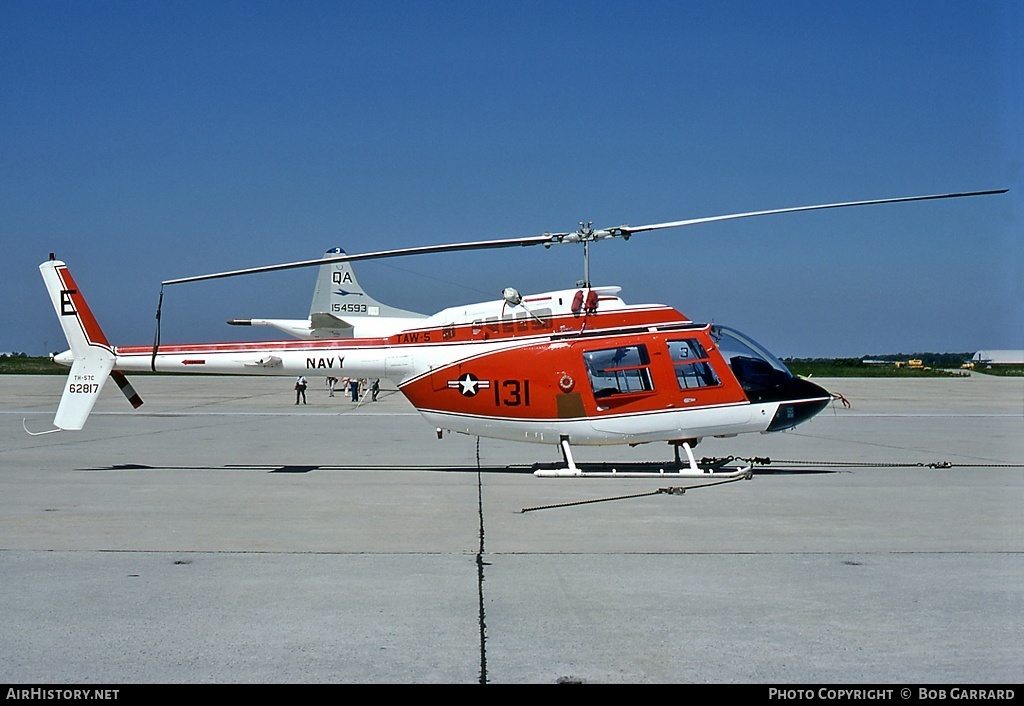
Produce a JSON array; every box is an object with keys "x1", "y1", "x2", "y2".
[{"x1": 111, "y1": 370, "x2": 143, "y2": 409}]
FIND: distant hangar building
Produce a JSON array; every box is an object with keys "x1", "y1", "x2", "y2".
[{"x1": 970, "y1": 350, "x2": 1024, "y2": 365}]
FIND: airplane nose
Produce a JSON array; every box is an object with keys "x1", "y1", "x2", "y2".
[{"x1": 766, "y1": 377, "x2": 834, "y2": 432}]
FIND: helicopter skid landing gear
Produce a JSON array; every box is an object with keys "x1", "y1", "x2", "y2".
[{"x1": 533, "y1": 437, "x2": 754, "y2": 479}]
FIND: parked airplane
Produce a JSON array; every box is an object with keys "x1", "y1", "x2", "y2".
[{"x1": 226, "y1": 247, "x2": 426, "y2": 339}]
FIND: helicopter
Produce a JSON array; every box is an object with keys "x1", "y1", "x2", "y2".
[{"x1": 36, "y1": 189, "x2": 1006, "y2": 477}]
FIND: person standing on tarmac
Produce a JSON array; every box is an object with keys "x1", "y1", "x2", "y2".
[{"x1": 295, "y1": 375, "x2": 308, "y2": 404}]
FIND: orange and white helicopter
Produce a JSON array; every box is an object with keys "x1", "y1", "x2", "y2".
[{"x1": 36, "y1": 190, "x2": 1005, "y2": 477}]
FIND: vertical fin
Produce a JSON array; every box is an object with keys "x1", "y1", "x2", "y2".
[
  {"x1": 39, "y1": 259, "x2": 118, "y2": 430},
  {"x1": 53, "y1": 356, "x2": 116, "y2": 431},
  {"x1": 310, "y1": 248, "x2": 427, "y2": 321}
]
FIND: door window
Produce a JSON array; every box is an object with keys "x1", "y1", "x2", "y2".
[
  {"x1": 583, "y1": 345, "x2": 654, "y2": 398},
  {"x1": 667, "y1": 338, "x2": 720, "y2": 389}
]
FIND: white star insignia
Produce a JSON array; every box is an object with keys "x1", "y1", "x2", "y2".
[{"x1": 448, "y1": 373, "x2": 491, "y2": 397}]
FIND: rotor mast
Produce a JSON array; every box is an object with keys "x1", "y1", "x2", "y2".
[
  {"x1": 579, "y1": 222, "x2": 593, "y2": 287},
  {"x1": 569, "y1": 220, "x2": 630, "y2": 288}
]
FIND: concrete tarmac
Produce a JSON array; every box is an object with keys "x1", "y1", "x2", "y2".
[{"x1": 1, "y1": 373, "x2": 1022, "y2": 683}]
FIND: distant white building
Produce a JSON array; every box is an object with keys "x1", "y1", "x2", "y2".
[{"x1": 971, "y1": 350, "x2": 1024, "y2": 365}]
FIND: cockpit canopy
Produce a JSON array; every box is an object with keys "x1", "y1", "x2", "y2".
[{"x1": 710, "y1": 325, "x2": 793, "y2": 394}]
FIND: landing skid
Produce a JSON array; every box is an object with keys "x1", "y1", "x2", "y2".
[{"x1": 533, "y1": 437, "x2": 754, "y2": 479}]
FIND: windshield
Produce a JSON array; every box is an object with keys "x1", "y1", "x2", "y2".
[{"x1": 710, "y1": 325, "x2": 793, "y2": 392}]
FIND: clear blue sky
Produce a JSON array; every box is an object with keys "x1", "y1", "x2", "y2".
[{"x1": 2, "y1": 1, "x2": 1020, "y2": 358}]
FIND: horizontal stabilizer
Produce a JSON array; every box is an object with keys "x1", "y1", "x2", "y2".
[
  {"x1": 309, "y1": 312, "x2": 351, "y2": 330},
  {"x1": 244, "y1": 355, "x2": 282, "y2": 368}
]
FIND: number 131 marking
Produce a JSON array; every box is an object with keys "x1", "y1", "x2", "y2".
[{"x1": 494, "y1": 379, "x2": 530, "y2": 406}]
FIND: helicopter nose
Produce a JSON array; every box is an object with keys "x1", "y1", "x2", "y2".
[{"x1": 766, "y1": 377, "x2": 833, "y2": 432}]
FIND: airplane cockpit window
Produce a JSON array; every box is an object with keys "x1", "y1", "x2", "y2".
[
  {"x1": 710, "y1": 325, "x2": 793, "y2": 392},
  {"x1": 667, "y1": 338, "x2": 720, "y2": 389},
  {"x1": 583, "y1": 344, "x2": 654, "y2": 398}
]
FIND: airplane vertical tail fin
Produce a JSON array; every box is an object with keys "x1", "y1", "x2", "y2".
[
  {"x1": 226, "y1": 248, "x2": 428, "y2": 339},
  {"x1": 38, "y1": 257, "x2": 139, "y2": 432},
  {"x1": 309, "y1": 248, "x2": 426, "y2": 323},
  {"x1": 308, "y1": 248, "x2": 348, "y2": 319}
]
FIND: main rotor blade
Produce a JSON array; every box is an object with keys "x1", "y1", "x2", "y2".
[
  {"x1": 162, "y1": 188, "x2": 1006, "y2": 286},
  {"x1": 162, "y1": 233, "x2": 562, "y2": 285},
  {"x1": 609, "y1": 189, "x2": 1008, "y2": 238}
]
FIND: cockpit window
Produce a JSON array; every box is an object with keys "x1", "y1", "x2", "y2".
[
  {"x1": 667, "y1": 338, "x2": 720, "y2": 389},
  {"x1": 583, "y1": 344, "x2": 654, "y2": 398},
  {"x1": 710, "y1": 325, "x2": 793, "y2": 392}
]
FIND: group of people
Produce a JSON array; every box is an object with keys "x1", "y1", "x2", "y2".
[{"x1": 294, "y1": 375, "x2": 380, "y2": 404}]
